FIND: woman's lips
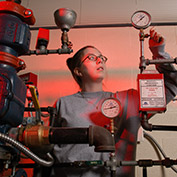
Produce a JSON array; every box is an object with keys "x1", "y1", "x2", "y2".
[{"x1": 97, "y1": 66, "x2": 104, "y2": 71}]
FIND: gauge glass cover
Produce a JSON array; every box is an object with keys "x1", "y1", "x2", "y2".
[
  {"x1": 131, "y1": 10, "x2": 151, "y2": 29},
  {"x1": 101, "y1": 98, "x2": 121, "y2": 119}
]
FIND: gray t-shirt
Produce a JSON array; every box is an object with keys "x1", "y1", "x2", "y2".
[{"x1": 51, "y1": 89, "x2": 143, "y2": 177}]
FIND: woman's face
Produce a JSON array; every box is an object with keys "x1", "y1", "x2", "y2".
[{"x1": 78, "y1": 47, "x2": 107, "y2": 83}]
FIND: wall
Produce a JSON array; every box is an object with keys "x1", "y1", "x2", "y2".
[{"x1": 20, "y1": 25, "x2": 177, "y2": 176}]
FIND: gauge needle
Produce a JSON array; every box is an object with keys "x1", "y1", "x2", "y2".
[
  {"x1": 136, "y1": 15, "x2": 145, "y2": 24},
  {"x1": 104, "y1": 106, "x2": 117, "y2": 110}
]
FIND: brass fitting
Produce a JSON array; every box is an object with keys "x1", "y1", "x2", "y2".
[{"x1": 18, "y1": 125, "x2": 50, "y2": 147}]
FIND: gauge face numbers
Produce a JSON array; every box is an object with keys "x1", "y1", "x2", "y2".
[
  {"x1": 131, "y1": 10, "x2": 151, "y2": 29},
  {"x1": 101, "y1": 98, "x2": 121, "y2": 119}
]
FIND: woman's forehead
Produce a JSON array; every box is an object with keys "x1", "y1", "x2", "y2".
[{"x1": 83, "y1": 47, "x2": 101, "y2": 56}]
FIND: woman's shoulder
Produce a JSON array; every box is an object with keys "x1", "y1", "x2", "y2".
[
  {"x1": 115, "y1": 88, "x2": 138, "y2": 95},
  {"x1": 114, "y1": 89, "x2": 139, "y2": 102},
  {"x1": 56, "y1": 92, "x2": 81, "y2": 102},
  {"x1": 53, "y1": 92, "x2": 80, "y2": 108}
]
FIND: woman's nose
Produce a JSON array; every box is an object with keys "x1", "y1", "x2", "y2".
[{"x1": 96, "y1": 57, "x2": 103, "y2": 64}]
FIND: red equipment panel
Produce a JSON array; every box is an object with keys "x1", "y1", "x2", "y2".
[{"x1": 137, "y1": 71, "x2": 166, "y2": 113}]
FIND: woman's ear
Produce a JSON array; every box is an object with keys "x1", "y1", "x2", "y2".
[{"x1": 74, "y1": 67, "x2": 82, "y2": 77}]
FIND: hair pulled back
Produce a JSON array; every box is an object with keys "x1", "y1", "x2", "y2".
[{"x1": 66, "y1": 45, "x2": 95, "y2": 88}]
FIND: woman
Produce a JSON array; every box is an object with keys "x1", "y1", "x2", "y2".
[{"x1": 50, "y1": 29, "x2": 177, "y2": 177}]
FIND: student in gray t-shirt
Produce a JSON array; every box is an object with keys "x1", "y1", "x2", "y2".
[{"x1": 50, "y1": 29, "x2": 177, "y2": 177}]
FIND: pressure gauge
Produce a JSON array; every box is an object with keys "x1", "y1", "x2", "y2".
[
  {"x1": 101, "y1": 98, "x2": 121, "y2": 119},
  {"x1": 131, "y1": 10, "x2": 151, "y2": 29}
]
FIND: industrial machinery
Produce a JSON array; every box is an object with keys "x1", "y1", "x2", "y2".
[
  {"x1": 0, "y1": 2, "x2": 177, "y2": 176},
  {"x1": 0, "y1": 1, "x2": 115, "y2": 176}
]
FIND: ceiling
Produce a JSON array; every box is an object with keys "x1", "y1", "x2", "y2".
[{"x1": 18, "y1": 0, "x2": 177, "y2": 29}]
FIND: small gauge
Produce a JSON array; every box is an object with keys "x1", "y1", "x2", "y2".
[
  {"x1": 131, "y1": 10, "x2": 151, "y2": 29},
  {"x1": 101, "y1": 98, "x2": 122, "y2": 119}
]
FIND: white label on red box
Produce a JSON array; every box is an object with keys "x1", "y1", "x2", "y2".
[{"x1": 139, "y1": 79, "x2": 166, "y2": 108}]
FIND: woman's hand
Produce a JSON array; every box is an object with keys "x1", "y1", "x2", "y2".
[{"x1": 149, "y1": 27, "x2": 165, "y2": 48}]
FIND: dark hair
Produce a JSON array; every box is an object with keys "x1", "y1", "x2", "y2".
[{"x1": 66, "y1": 45, "x2": 96, "y2": 88}]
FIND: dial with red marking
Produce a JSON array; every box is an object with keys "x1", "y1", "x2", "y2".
[
  {"x1": 131, "y1": 10, "x2": 151, "y2": 29},
  {"x1": 101, "y1": 98, "x2": 121, "y2": 119}
]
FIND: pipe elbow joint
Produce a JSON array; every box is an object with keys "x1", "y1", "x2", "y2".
[
  {"x1": 89, "y1": 125, "x2": 115, "y2": 152},
  {"x1": 141, "y1": 119, "x2": 153, "y2": 131}
]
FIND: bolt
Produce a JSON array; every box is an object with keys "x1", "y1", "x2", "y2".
[{"x1": 24, "y1": 9, "x2": 32, "y2": 16}]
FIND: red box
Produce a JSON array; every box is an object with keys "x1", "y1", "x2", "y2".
[
  {"x1": 137, "y1": 72, "x2": 166, "y2": 113},
  {"x1": 19, "y1": 72, "x2": 38, "y2": 87}
]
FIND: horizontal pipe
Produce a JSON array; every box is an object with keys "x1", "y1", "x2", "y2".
[
  {"x1": 146, "y1": 58, "x2": 177, "y2": 65},
  {"x1": 152, "y1": 125, "x2": 177, "y2": 131},
  {"x1": 141, "y1": 113, "x2": 177, "y2": 131},
  {"x1": 19, "y1": 125, "x2": 115, "y2": 152},
  {"x1": 52, "y1": 158, "x2": 177, "y2": 168},
  {"x1": 49, "y1": 125, "x2": 115, "y2": 152},
  {"x1": 30, "y1": 22, "x2": 177, "y2": 31},
  {"x1": 49, "y1": 127, "x2": 89, "y2": 144},
  {"x1": 23, "y1": 48, "x2": 73, "y2": 55},
  {"x1": 25, "y1": 106, "x2": 55, "y2": 112}
]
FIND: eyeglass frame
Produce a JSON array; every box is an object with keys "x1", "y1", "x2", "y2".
[{"x1": 80, "y1": 54, "x2": 108, "y2": 65}]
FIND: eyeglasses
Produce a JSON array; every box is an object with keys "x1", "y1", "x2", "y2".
[{"x1": 81, "y1": 54, "x2": 108, "y2": 65}]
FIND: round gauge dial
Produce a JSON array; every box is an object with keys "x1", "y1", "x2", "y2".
[
  {"x1": 101, "y1": 98, "x2": 121, "y2": 119},
  {"x1": 131, "y1": 10, "x2": 151, "y2": 29}
]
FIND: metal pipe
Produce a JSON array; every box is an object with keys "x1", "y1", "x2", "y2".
[
  {"x1": 15, "y1": 125, "x2": 115, "y2": 152},
  {"x1": 29, "y1": 22, "x2": 177, "y2": 31},
  {"x1": 23, "y1": 48, "x2": 73, "y2": 56},
  {"x1": 88, "y1": 125, "x2": 115, "y2": 152},
  {"x1": 152, "y1": 125, "x2": 177, "y2": 131},
  {"x1": 141, "y1": 113, "x2": 153, "y2": 131},
  {"x1": 0, "y1": 132, "x2": 54, "y2": 167},
  {"x1": 25, "y1": 106, "x2": 55, "y2": 112},
  {"x1": 49, "y1": 125, "x2": 115, "y2": 152},
  {"x1": 141, "y1": 113, "x2": 177, "y2": 131},
  {"x1": 49, "y1": 127, "x2": 89, "y2": 144},
  {"x1": 145, "y1": 58, "x2": 177, "y2": 65}
]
